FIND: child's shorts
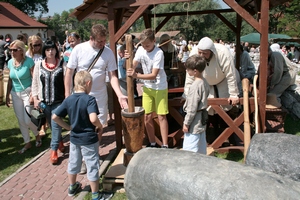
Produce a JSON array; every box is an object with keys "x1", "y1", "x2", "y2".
[
  {"x1": 183, "y1": 132, "x2": 207, "y2": 154},
  {"x1": 142, "y1": 87, "x2": 168, "y2": 115},
  {"x1": 68, "y1": 142, "x2": 100, "y2": 181}
]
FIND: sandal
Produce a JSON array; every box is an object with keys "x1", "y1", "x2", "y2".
[
  {"x1": 39, "y1": 130, "x2": 46, "y2": 136},
  {"x1": 18, "y1": 146, "x2": 30, "y2": 154},
  {"x1": 36, "y1": 140, "x2": 42, "y2": 147}
]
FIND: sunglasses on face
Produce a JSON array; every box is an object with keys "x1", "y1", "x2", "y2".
[
  {"x1": 9, "y1": 49, "x2": 21, "y2": 52},
  {"x1": 32, "y1": 44, "x2": 41, "y2": 47}
]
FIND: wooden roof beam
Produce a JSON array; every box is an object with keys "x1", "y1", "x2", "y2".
[
  {"x1": 155, "y1": 15, "x2": 172, "y2": 33},
  {"x1": 214, "y1": 12, "x2": 237, "y2": 32},
  {"x1": 115, "y1": 8, "x2": 127, "y2": 30},
  {"x1": 151, "y1": 9, "x2": 233, "y2": 17},
  {"x1": 76, "y1": 0, "x2": 106, "y2": 21},
  {"x1": 114, "y1": 5, "x2": 149, "y2": 43},
  {"x1": 223, "y1": 0, "x2": 261, "y2": 33},
  {"x1": 130, "y1": 0, "x2": 191, "y2": 6}
]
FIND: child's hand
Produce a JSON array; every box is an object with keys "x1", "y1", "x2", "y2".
[
  {"x1": 124, "y1": 50, "x2": 131, "y2": 59},
  {"x1": 127, "y1": 68, "x2": 136, "y2": 78},
  {"x1": 182, "y1": 124, "x2": 189, "y2": 133}
]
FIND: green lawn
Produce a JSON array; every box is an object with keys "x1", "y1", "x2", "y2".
[{"x1": 1, "y1": 103, "x2": 300, "y2": 199}]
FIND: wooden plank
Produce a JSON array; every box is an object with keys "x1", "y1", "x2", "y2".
[
  {"x1": 104, "y1": 149, "x2": 126, "y2": 179},
  {"x1": 130, "y1": 0, "x2": 191, "y2": 6}
]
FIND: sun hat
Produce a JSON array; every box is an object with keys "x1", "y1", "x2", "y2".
[
  {"x1": 158, "y1": 34, "x2": 172, "y2": 47},
  {"x1": 266, "y1": 93, "x2": 282, "y2": 109}
]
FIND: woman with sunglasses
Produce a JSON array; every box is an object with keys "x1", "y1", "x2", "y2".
[
  {"x1": 5, "y1": 40, "x2": 42, "y2": 154},
  {"x1": 26, "y1": 35, "x2": 48, "y2": 136},
  {"x1": 31, "y1": 40, "x2": 65, "y2": 164},
  {"x1": 26, "y1": 35, "x2": 43, "y2": 62}
]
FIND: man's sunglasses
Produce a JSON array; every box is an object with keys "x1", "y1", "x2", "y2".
[
  {"x1": 32, "y1": 44, "x2": 41, "y2": 47},
  {"x1": 9, "y1": 49, "x2": 21, "y2": 52}
]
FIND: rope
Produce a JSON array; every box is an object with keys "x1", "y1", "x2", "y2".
[{"x1": 183, "y1": 2, "x2": 190, "y2": 30}]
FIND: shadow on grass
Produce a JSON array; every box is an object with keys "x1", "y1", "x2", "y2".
[{"x1": 0, "y1": 127, "x2": 51, "y2": 181}]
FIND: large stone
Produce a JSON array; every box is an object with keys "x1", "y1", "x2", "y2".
[
  {"x1": 246, "y1": 133, "x2": 300, "y2": 182},
  {"x1": 125, "y1": 148, "x2": 300, "y2": 200}
]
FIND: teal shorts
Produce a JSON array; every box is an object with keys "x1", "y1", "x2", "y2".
[{"x1": 142, "y1": 87, "x2": 169, "y2": 115}]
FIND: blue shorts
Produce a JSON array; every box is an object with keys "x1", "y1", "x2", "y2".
[
  {"x1": 67, "y1": 142, "x2": 100, "y2": 181},
  {"x1": 183, "y1": 132, "x2": 207, "y2": 154}
]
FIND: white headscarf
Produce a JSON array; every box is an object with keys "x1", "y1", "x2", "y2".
[
  {"x1": 270, "y1": 43, "x2": 282, "y2": 53},
  {"x1": 197, "y1": 37, "x2": 217, "y2": 56}
]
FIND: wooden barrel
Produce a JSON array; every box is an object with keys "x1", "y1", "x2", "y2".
[
  {"x1": 121, "y1": 106, "x2": 145, "y2": 166},
  {"x1": 121, "y1": 106, "x2": 145, "y2": 153}
]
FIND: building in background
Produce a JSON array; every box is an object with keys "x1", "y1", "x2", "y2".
[{"x1": 0, "y1": 2, "x2": 48, "y2": 41}]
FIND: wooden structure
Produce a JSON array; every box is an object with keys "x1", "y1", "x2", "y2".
[{"x1": 71, "y1": 0, "x2": 292, "y2": 153}]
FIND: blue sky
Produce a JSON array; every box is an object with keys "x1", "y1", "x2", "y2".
[
  {"x1": 44, "y1": 0, "x2": 228, "y2": 17},
  {"x1": 43, "y1": 0, "x2": 83, "y2": 16}
]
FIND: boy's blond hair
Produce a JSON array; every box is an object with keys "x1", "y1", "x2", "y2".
[
  {"x1": 139, "y1": 28, "x2": 155, "y2": 43},
  {"x1": 74, "y1": 71, "x2": 93, "y2": 91}
]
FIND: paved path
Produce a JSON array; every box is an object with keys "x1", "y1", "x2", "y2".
[{"x1": 0, "y1": 125, "x2": 117, "y2": 200}]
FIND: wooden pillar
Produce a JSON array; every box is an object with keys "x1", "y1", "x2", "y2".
[
  {"x1": 258, "y1": 0, "x2": 269, "y2": 133},
  {"x1": 108, "y1": 4, "x2": 123, "y2": 153}
]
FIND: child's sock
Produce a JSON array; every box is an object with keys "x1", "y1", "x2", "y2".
[
  {"x1": 151, "y1": 142, "x2": 156, "y2": 146},
  {"x1": 161, "y1": 145, "x2": 168, "y2": 148},
  {"x1": 69, "y1": 183, "x2": 76, "y2": 190},
  {"x1": 91, "y1": 192, "x2": 99, "y2": 200}
]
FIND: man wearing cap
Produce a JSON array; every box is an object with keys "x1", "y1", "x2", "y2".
[{"x1": 185, "y1": 37, "x2": 240, "y2": 114}]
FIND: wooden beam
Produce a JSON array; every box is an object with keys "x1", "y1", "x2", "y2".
[
  {"x1": 114, "y1": 5, "x2": 149, "y2": 43},
  {"x1": 258, "y1": 0, "x2": 269, "y2": 133},
  {"x1": 115, "y1": 8, "x2": 127, "y2": 30},
  {"x1": 107, "y1": 4, "x2": 123, "y2": 152},
  {"x1": 235, "y1": 13, "x2": 242, "y2": 70},
  {"x1": 155, "y1": 16, "x2": 172, "y2": 33},
  {"x1": 143, "y1": 12, "x2": 152, "y2": 29},
  {"x1": 223, "y1": 0, "x2": 261, "y2": 33},
  {"x1": 151, "y1": 9, "x2": 234, "y2": 17},
  {"x1": 76, "y1": 0, "x2": 106, "y2": 21},
  {"x1": 131, "y1": 0, "x2": 191, "y2": 6},
  {"x1": 214, "y1": 12, "x2": 236, "y2": 32}
]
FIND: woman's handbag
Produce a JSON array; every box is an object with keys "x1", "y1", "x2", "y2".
[{"x1": 25, "y1": 105, "x2": 46, "y2": 131}]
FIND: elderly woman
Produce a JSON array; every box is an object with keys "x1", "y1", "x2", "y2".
[
  {"x1": 5, "y1": 40, "x2": 41, "y2": 154},
  {"x1": 32, "y1": 40, "x2": 65, "y2": 164}
]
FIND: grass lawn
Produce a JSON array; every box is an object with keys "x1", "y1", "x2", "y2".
[
  {"x1": 0, "y1": 104, "x2": 69, "y2": 183},
  {"x1": 1, "y1": 103, "x2": 300, "y2": 199}
]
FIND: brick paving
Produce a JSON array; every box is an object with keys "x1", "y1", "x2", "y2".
[{"x1": 0, "y1": 125, "x2": 117, "y2": 200}]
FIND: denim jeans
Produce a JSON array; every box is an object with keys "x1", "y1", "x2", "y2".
[{"x1": 43, "y1": 102, "x2": 62, "y2": 151}]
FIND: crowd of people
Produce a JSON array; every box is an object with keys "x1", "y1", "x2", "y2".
[{"x1": 2, "y1": 25, "x2": 299, "y2": 198}]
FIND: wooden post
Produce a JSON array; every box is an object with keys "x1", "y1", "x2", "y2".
[
  {"x1": 122, "y1": 35, "x2": 145, "y2": 166},
  {"x1": 242, "y1": 78, "x2": 250, "y2": 161},
  {"x1": 125, "y1": 34, "x2": 135, "y2": 113}
]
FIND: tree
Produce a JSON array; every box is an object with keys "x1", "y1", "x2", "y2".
[
  {"x1": 2, "y1": 0, "x2": 49, "y2": 16},
  {"x1": 276, "y1": 0, "x2": 300, "y2": 37}
]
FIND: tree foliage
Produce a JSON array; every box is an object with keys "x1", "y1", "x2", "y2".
[
  {"x1": 130, "y1": 0, "x2": 255, "y2": 42},
  {"x1": 37, "y1": 9, "x2": 107, "y2": 44},
  {"x1": 275, "y1": 0, "x2": 300, "y2": 37},
  {"x1": 1, "y1": 0, "x2": 49, "y2": 16}
]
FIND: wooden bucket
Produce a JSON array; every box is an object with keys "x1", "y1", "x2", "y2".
[{"x1": 121, "y1": 107, "x2": 145, "y2": 166}]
